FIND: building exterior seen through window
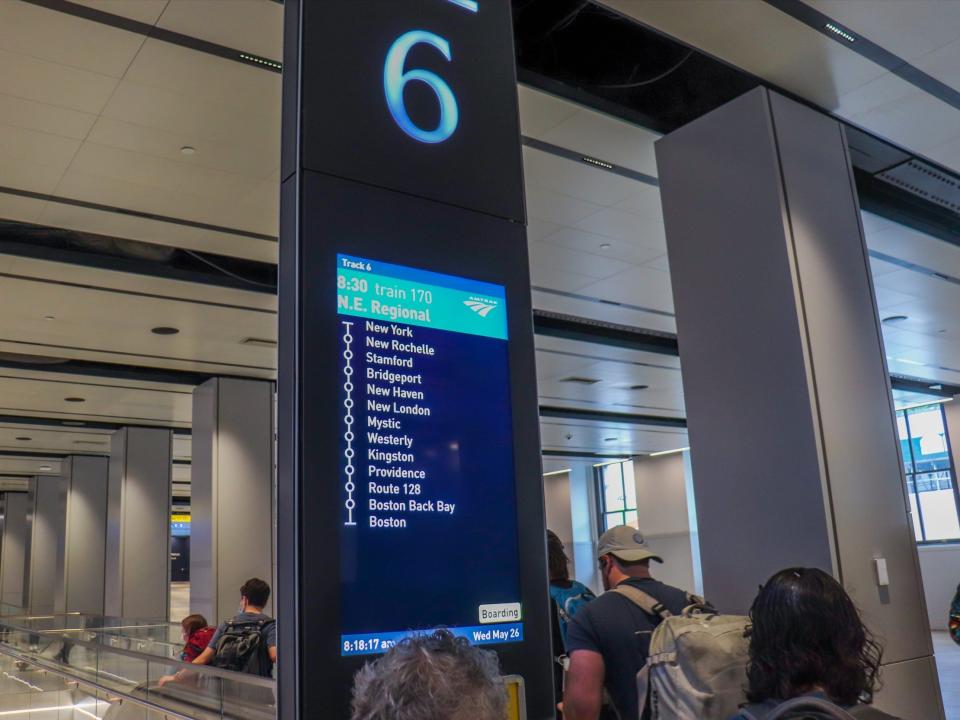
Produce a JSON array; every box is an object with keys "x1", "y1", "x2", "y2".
[
  {"x1": 596, "y1": 460, "x2": 638, "y2": 532},
  {"x1": 898, "y1": 402, "x2": 960, "y2": 543}
]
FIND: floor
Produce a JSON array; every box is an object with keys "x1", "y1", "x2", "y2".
[{"x1": 170, "y1": 581, "x2": 190, "y2": 622}]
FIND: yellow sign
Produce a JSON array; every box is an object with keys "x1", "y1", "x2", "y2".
[
  {"x1": 171, "y1": 514, "x2": 191, "y2": 523},
  {"x1": 504, "y1": 675, "x2": 526, "y2": 720}
]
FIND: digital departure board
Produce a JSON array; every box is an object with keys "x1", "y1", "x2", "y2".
[
  {"x1": 336, "y1": 254, "x2": 523, "y2": 655},
  {"x1": 280, "y1": 1, "x2": 555, "y2": 716}
]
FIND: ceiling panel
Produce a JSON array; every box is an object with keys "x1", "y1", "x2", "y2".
[
  {"x1": 124, "y1": 38, "x2": 280, "y2": 110},
  {"x1": 805, "y1": 1, "x2": 960, "y2": 66},
  {"x1": 0, "y1": 1, "x2": 145, "y2": 78},
  {"x1": 540, "y1": 419, "x2": 687, "y2": 455},
  {"x1": 0, "y1": 373, "x2": 191, "y2": 427},
  {"x1": 156, "y1": 0, "x2": 284, "y2": 61},
  {"x1": 0, "y1": 457, "x2": 61, "y2": 477},
  {"x1": 0, "y1": 93, "x2": 97, "y2": 141},
  {"x1": 529, "y1": 240, "x2": 635, "y2": 280},
  {"x1": 576, "y1": 265, "x2": 675, "y2": 312},
  {"x1": 102, "y1": 78, "x2": 278, "y2": 154},
  {"x1": 85, "y1": 116, "x2": 277, "y2": 180},
  {"x1": 70, "y1": 0, "x2": 169, "y2": 25},
  {"x1": 543, "y1": 226, "x2": 664, "y2": 266},
  {"x1": 0, "y1": 49, "x2": 119, "y2": 116},
  {"x1": 523, "y1": 146, "x2": 638, "y2": 206},
  {"x1": 0, "y1": 272, "x2": 276, "y2": 376},
  {"x1": 0, "y1": 424, "x2": 112, "y2": 456},
  {"x1": 539, "y1": 106, "x2": 660, "y2": 177},
  {"x1": 525, "y1": 184, "x2": 606, "y2": 227},
  {"x1": 518, "y1": 85, "x2": 581, "y2": 137}
]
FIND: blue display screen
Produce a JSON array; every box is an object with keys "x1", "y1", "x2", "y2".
[{"x1": 336, "y1": 255, "x2": 523, "y2": 655}]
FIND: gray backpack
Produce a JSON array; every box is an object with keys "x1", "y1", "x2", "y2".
[
  {"x1": 615, "y1": 584, "x2": 750, "y2": 720},
  {"x1": 737, "y1": 696, "x2": 899, "y2": 720}
]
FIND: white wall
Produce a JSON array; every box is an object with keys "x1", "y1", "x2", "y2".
[
  {"x1": 918, "y1": 399, "x2": 960, "y2": 631},
  {"x1": 633, "y1": 452, "x2": 699, "y2": 595},
  {"x1": 543, "y1": 458, "x2": 601, "y2": 591},
  {"x1": 918, "y1": 544, "x2": 960, "y2": 631}
]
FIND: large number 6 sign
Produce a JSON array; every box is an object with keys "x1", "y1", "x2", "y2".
[{"x1": 383, "y1": 30, "x2": 459, "y2": 144}]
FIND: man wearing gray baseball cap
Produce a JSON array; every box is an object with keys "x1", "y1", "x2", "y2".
[{"x1": 562, "y1": 525, "x2": 694, "y2": 720}]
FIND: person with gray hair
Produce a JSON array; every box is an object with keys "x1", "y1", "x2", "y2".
[{"x1": 351, "y1": 629, "x2": 508, "y2": 720}]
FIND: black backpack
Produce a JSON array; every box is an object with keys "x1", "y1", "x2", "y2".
[{"x1": 209, "y1": 618, "x2": 276, "y2": 677}]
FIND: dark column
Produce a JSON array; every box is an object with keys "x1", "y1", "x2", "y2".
[{"x1": 278, "y1": 1, "x2": 551, "y2": 717}]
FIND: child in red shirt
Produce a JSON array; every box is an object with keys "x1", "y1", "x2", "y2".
[{"x1": 180, "y1": 614, "x2": 215, "y2": 663}]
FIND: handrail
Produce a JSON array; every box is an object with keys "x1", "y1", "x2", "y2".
[
  {"x1": 0, "y1": 618, "x2": 277, "y2": 688},
  {"x1": 0, "y1": 644, "x2": 196, "y2": 720}
]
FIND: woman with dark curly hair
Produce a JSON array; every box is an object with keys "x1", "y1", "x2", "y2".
[{"x1": 729, "y1": 567, "x2": 901, "y2": 719}]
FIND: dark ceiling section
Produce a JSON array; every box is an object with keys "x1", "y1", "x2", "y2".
[
  {"x1": 512, "y1": 0, "x2": 757, "y2": 135},
  {"x1": 0, "y1": 220, "x2": 277, "y2": 293},
  {"x1": 512, "y1": 0, "x2": 960, "y2": 251}
]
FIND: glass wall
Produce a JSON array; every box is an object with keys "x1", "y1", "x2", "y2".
[
  {"x1": 898, "y1": 402, "x2": 960, "y2": 543},
  {"x1": 595, "y1": 461, "x2": 637, "y2": 532}
]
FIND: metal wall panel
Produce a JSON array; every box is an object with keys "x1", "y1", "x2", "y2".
[
  {"x1": 768, "y1": 93, "x2": 933, "y2": 664},
  {"x1": 0, "y1": 493, "x2": 29, "y2": 609},
  {"x1": 191, "y1": 378, "x2": 275, "y2": 623},
  {"x1": 62, "y1": 456, "x2": 109, "y2": 615},
  {"x1": 105, "y1": 428, "x2": 172, "y2": 619},
  {"x1": 656, "y1": 87, "x2": 940, "y2": 711},
  {"x1": 656, "y1": 87, "x2": 836, "y2": 615},
  {"x1": 27, "y1": 476, "x2": 66, "y2": 614}
]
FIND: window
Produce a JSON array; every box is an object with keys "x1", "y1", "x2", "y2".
[
  {"x1": 898, "y1": 402, "x2": 960, "y2": 543},
  {"x1": 595, "y1": 460, "x2": 638, "y2": 532}
]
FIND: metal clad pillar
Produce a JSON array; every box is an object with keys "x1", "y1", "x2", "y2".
[
  {"x1": 0, "y1": 493, "x2": 29, "y2": 610},
  {"x1": 191, "y1": 377, "x2": 275, "y2": 623},
  {"x1": 60, "y1": 456, "x2": 109, "y2": 615},
  {"x1": 105, "y1": 428, "x2": 172, "y2": 619},
  {"x1": 26, "y1": 476, "x2": 66, "y2": 614},
  {"x1": 656, "y1": 87, "x2": 943, "y2": 718}
]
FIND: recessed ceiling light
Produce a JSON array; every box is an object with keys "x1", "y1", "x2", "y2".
[
  {"x1": 151, "y1": 326, "x2": 180, "y2": 335},
  {"x1": 39, "y1": 465, "x2": 52, "y2": 472},
  {"x1": 599, "y1": 243, "x2": 612, "y2": 250},
  {"x1": 15, "y1": 437, "x2": 31, "y2": 441},
  {"x1": 882, "y1": 315, "x2": 908, "y2": 324},
  {"x1": 930, "y1": 384, "x2": 944, "y2": 391},
  {"x1": 64, "y1": 397, "x2": 85, "y2": 403},
  {"x1": 43, "y1": 315, "x2": 55, "y2": 320},
  {"x1": 180, "y1": 146, "x2": 196, "y2": 156}
]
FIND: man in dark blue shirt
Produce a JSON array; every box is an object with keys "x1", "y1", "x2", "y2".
[{"x1": 563, "y1": 526, "x2": 691, "y2": 720}]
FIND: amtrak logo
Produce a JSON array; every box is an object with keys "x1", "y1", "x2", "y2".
[{"x1": 463, "y1": 299, "x2": 499, "y2": 318}]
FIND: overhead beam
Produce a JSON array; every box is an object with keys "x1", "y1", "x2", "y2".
[{"x1": 540, "y1": 405, "x2": 687, "y2": 428}]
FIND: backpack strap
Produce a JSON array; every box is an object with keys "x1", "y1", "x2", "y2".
[
  {"x1": 762, "y1": 697, "x2": 858, "y2": 720},
  {"x1": 611, "y1": 584, "x2": 673, "y2": 620}
]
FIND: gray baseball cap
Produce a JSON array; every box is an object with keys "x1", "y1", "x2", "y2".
[{"x1": 598, "y1": 525, "x2": 663, "y2": 563}]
